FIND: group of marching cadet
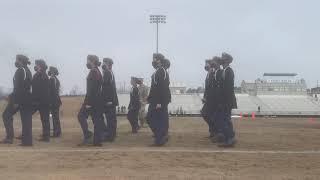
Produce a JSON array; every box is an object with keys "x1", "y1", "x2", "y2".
[
  {"x1": 1, "y1": 52, "x2": 236, "y2": 147},
  {"x1": 201, "y1": 53, "x2": 237, "y2": 147}
]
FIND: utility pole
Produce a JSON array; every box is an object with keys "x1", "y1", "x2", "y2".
[{"x1": 149, "y1": 15, "x2": 166, "y2": 53}]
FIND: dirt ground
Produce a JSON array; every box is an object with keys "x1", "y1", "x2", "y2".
[{"x1": 0, "y1": 98, "x2": 320, "y2": 180}]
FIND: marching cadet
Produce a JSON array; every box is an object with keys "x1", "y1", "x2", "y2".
[
  {"x1": 127, "y1": 77, "x2": 141, "y2": 133},
  {"x1": 32, "y1": 59, "x2": 50, "y2": 142},
  {"x1": 163, "y1": 58, "x2": 171, "y2": 137},
  {"x1": 137, "y1": 78, "x2": 149, "y2": 128},
  {"x1": 201, "y1": 59, "x2": 215, "y2": 138},
  {"x1": 209, "y1": 57, "x2": 224, "y2": 143},
  {"x1": 77, "y1": 55, "x2": 103, "y2": 146},
  {"x1": 147, "y1": 53, "x2": 171, "y2": 146},
  {"x1": 101, "y1": 58, "x2": 119, "y2": 142},
  {"x1": 1, "y1": 55, "x2": 33, "y2": 146},
  {"x1": 48, "y1": 66, "x2": 62, "y2": 137},
  {"x1": 217, "y1": 52, "x2": 237, "y2": 147}
]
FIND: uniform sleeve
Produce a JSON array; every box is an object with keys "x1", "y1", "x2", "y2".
[
  {"x1": 154, "y1": 68, "x2": 167, "y2": 105},
  {"x1": 11, "y1": 68, "x2": 25, "y2": 104},
  {"x1": 203, "y1": 76, "x2": 208, "y2": 100},
  {"x1": 43, "y1": 75, "x2": 50, "y2": 105},
  {"x1": 223, "y1": 68, "x2": 235, "y2": 108},
  {"x1": 84, "y1": 70, "x2": 102, "y2": 106},
  {"x1": 133, "y1": 87, "x2": 140, "y2": 109},
  {"x1": 103, "y1": 71, "x2": 112, "y2": 84},
  {"x1": 48, "y1": 77, "x2": 56, "y2": 98},
  {"x1": 224, "y1": 68, "x2": 234, "y2": 94}
]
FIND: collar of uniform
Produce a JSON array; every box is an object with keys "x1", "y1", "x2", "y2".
[{"x1": 224, "y1": 65, "x2": 230, "y2": 70}]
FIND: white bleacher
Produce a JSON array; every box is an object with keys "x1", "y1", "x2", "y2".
[
  {"x1": 117, "y1": 93, "x2": 320, "y2": 115},
  {"x1": 234, "y1": 94, "x2": 258, "y2": 114},
  {"x1": 257, "y1": 95, "x2": 320, "y2": 115}
]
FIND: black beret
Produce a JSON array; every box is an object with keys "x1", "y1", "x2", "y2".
[
  {"x1": 16, "y1": 54, "x2": 31, "y2": 65},
  {"x1": 131, "y1": 76, "x2": 139, "y2": 83},
  {"x1": 49, "y1": 66, "x2": 59, "y2": 75},
  {"x1": 35, "y1": 59, "x2": 48, "y2": 70},
  {"x1": 212, "y1": 56, "x2": 221, "y2": 65},
  {"x1": 205, "y1": 59, "x2": 212, "y2": 64},
  {"x1": 163, "y1": 59, "x2": 171, "y2": 69},
  {"x1": 221, "y1": 52, "x2": 233, "y2": 63},
  {"x1": 136, "y1": 78, "x2": 144, "y2": 84},
  {"x1": 103, "y1": 58, "x2": 113, "y2": 64},
  {"x1": 153, "y1": 53, "x2": 165, "y2": 61},
  {"x1": 87, "y1": 54, "x2": 101, "y2": 66}
]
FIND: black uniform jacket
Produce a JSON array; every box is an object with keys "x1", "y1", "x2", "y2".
[
  {"x1": 101, "y1": 69, "x2": 119, "y2": 106},
  {"x1": 222, "y1": 66, "x2": 237, "y2": 110},
  {"x1": 147, "y1": 67, "x2": 171, "y2": 106},
  {"x1": 84, "y1": 68, "x2": 103, "y2": 107},
  {"x1": 10, "y1": 66, "x2": 32, "y2": 105},
  {"x1": 128, "y1": 86, "x2": 140, "y2": 111},
  {"x1": 32, "y1": 71, "x2": 49, "y2": 105},
  {"x1": 48, "y1": 76, "x2": 62, "y2": 107},
  {"x1": 203, "y1": 71, "x2": 214, "y2": 103},
  {"x1": 207, "y1": 69, "x2": 224, "y2": 110}
]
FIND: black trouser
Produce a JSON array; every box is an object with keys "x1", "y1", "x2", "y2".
[
  {"x1": 101, "y1": 105, "x2": 117, "y2": 141},
  {"x1": 32, "y1": 104, "x2": 50, "y2": 139},
  {"x1": 49, "y1": 105, "x2": 61, "y2": 136},
  {"x1": 78, "y1": 105, "x2": 103, "y2": 145},
  {"x1": 127, "y1": 108, "x2": 139, "y2": 131},
  {"x1": 215, "y1": 108, "x2": 235, "y2": 142},
  {"x1": 2, "y1": 103, "x2": 33, "y2": 145},
  {"x1": 148, "y1": 104, "x2": 169, "y2": 145}
]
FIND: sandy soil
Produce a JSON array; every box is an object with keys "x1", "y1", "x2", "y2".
[{"x1": 0, "y1": 98, "x2": 320, "y2": 179}]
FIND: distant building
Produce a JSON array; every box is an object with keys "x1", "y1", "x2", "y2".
[
  {"x1": 170, "y1": 82, "x2": 187, "y2": 94},
  {"x1": 241, "y1": 73, "x2": 307, "y2": 95}
]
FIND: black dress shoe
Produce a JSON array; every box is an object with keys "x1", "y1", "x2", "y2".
[
  {"x1": 51, "y1": 134, "x2": 61, "y2": 138},
  {"x1": 78, "y1": 138, "x2": 93, "y2": 146},
  {"x1": 19, "y1": 143, "x2": 33, "y2": 147},
  {"x1": 93, "y1": 143, "x2": 103, "y2": 147},
  {"x1": 0, "y1": 138, "x2": 13, "y2": 144},
  {"x1": 218, "y1": 138, "x2": 236, "y2": 148},
  {"x1": 38, "y1": 137, "x2": 50, "y2": 142},
  {"x1": 104, "y1": 138, "x2": 115, "y2": 143}
]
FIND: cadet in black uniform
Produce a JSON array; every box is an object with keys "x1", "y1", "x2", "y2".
[
  {"x1": 78, "y1": 55, "x2": 103, "y2": 146},
  {"x1": 48, "y1": 66, "x2": 62, "y2": 137},
  {"x1": 101, "y1": 58, "x2": 119, "y2": 142},
  {"x1": 127, "y1": 77, "x2": 141, "y2": 133},
  {"x1": 1, "y1": 55, "x2": 33, "y2": 146},
  {"x1": 32, "y1": 59, "x2": 50, "y2": 142},
  {"x1": 147, "y1": 53, "x2": 171, "y2": 146},
  {"x1": 209, "y1": 57, "x2": 224, "y2": 143},
  {"x1": 217, "y1": 52, "x2": 237, "y2": 147},
  {"x1": 201, "y1": 59, "x2": 215, "y2": 138}
]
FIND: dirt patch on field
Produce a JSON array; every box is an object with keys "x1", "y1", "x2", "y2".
[{"x1": 0, "y1": 98, "x2": 320, "y2": 179}]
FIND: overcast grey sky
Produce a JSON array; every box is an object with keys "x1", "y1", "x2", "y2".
[{"x1": 0, "y1": 0, "x2": 319, "y2": 93}]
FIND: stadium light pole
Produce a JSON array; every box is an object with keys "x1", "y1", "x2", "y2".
[{"x1": 149, "y1": 15, "x2": 166, "y2": 53}]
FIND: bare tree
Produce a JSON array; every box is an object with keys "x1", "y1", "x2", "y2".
[{"x1": 69, "y1": 85, "x2": 80, "y2": 96}]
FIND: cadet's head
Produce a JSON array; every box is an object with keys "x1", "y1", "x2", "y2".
[
  {"x1": 137, "y1": 78, "x2": 144, "y2": 85},
  {"x1": 163, "y1": 59, "x2": 171, "y2": 70},
  {"x1": 86, "y1": 55, "x2": 101, "y2": 69},
  {"x1": 211, "y1": 56, "x2": 221, "y2": 70},
  {"x1": 204, "y1": 59, "x2": 213, "y2": 71},
  {"x1": 102, "y1": 58, "x2": 113, "y2": 71},
  {"x1": 221, "y1": 52, "x2": 233, "y2": 67},
  {"x1": 131, "y1": 77, "x2": 137, "y2": 86},
  {"x1": 15, "y1": 54, "x2": 31, "y2": 68},
  {"x1": 34, "y1": 59, "x2": 48, "y2": 73},
  {"x1": 152, "y1": 53, "x2": 165, "y2": 69},
  {"x1": 48, "y1": 66, "x2": 59, "y2": 76}
]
